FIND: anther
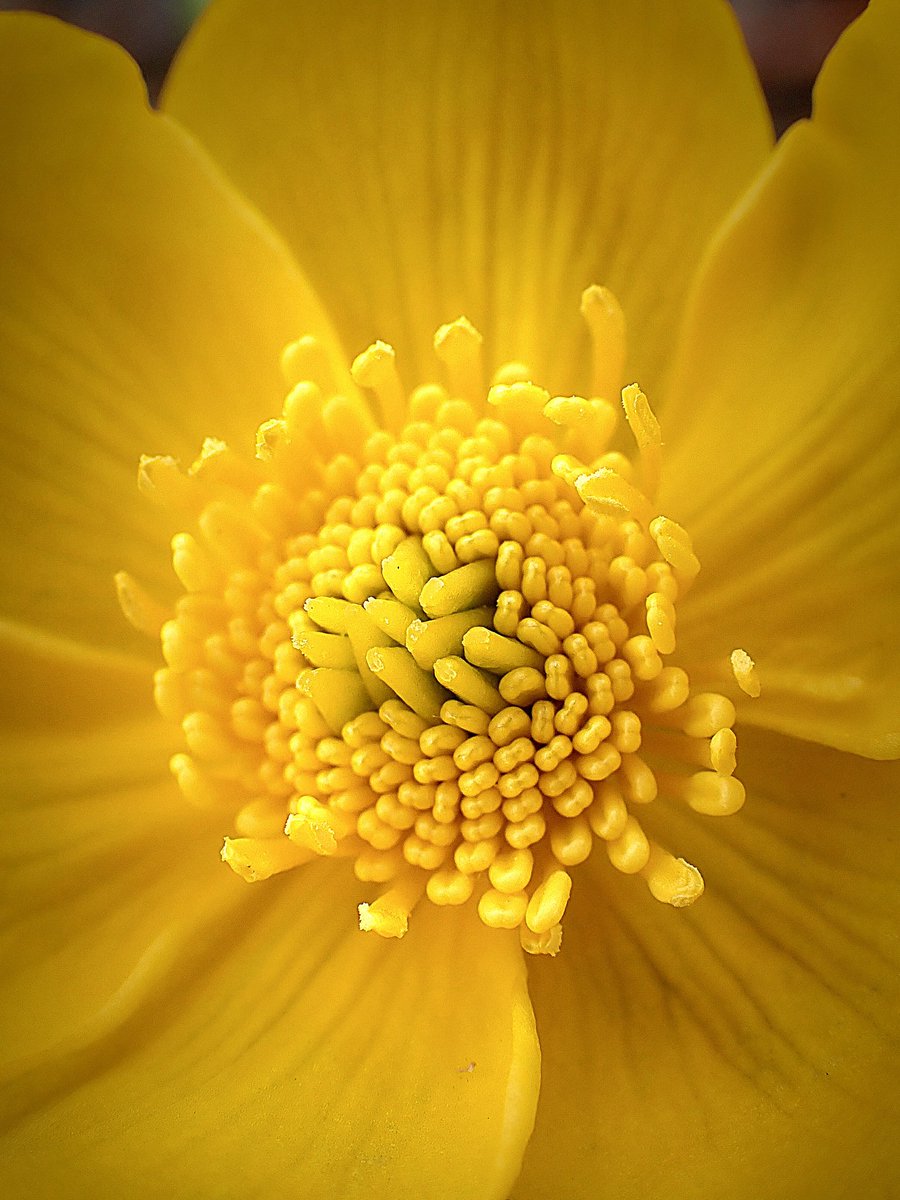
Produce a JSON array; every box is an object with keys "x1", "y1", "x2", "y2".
[
  {"x1": 358, "y1": 872, "x2": 427, "y2": 938},
  {"x1": 115, "y1": 571, "x2": 169, "y2": 636},
  {"x1": 281, "y1": 334, "x2": 338, "y2": 391},
  {"x1": 138, "y1": 304, "x2": 752, "y2": 950},
  {"x1": 731, "y1": 648, "x2": 761, "y2": 698},
  {"x1": 381, "y1": 536, "x2": 433, "y2": 608},
  {"x1": 419, "y1": 559, "x2": 498, "y2": 617},
  {"x1": 351, "y1": 340, "x2": 406, "y2": 430},
  {"x1": 137, "y1": 454, "x2": 198, "y2": 510},
  {"x1": 649, "y1": 516, "x2": 700, "y2": 579},
  {"x1": 640, "y1": 845, "x2": 704, "y2": 907},
  {"x1": 406, "y1": 608, "x2": 494, "y2": 670},
  {"x1": 487, "y1": 381, "x2": 551, "y2": 436},
  {"x1": 221, "y1": 835, "x2": 315, "y2": 882},
  {"x1": 434, "y1": 317, "x2": 484, "y2": 404},
  {"x1": 580, "y1": 285, "x2": 627, "y2": 402},
  {"x1": 575, "y1": 467, "x2": 654, "y2": 528},
  {"x1": 433, "y1": 655, "x2": 506, "y2": 715},
  {"x1": 621, "y1": 384, "x2": 662, "y2": 499},
  {"x1": 543, "y1": 394, "x2": 618, "y2": 461}
]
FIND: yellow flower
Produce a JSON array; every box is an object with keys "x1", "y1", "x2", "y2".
[{"x1": 1, "y1": 1, "x2": 898, "y2": 1197}]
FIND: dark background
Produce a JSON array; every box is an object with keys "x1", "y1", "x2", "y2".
[{"x1": 0, "y1": 0, "x2": 868, "y2": 132}]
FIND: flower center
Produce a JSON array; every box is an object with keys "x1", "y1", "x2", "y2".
[{"x1": 119, "y1": 289, "x2": 756, "y2": 956}]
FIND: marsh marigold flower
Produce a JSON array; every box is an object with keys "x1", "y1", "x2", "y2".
[{"x1": 1, "y1": 2, "x2": 899, "y2": 1198}]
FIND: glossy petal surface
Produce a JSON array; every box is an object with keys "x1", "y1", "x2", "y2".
[
  {"x1": 2, "y1": 856, "x2": 539, "y2": 1200},
  {"x1": 164, "y1": 0, "x2": 771, "y2": 394},
  {"x1": 0, "y1": 14, "x2": 345, "y2": 655},
  {"x1": 662, "y1": 0, "x2": 900, "y2": 758},
  {"x1": 513, "y1": 727, "x2": 900, "y2": 1200},
  {"x1": 3, "y1": 2, "x2": 898, "y2": 1198}
]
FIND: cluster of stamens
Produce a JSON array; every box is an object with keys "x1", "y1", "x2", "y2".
[{"x1": 118, "y1": 289, "x2": 757, "y2": 955}]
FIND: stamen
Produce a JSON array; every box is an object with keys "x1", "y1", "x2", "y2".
[
  {"x1": 640, "y1": 844, "x2": 704, "y2": 907},
  {"x1": 366, "y1": 647, "x2": 449, "y2": 722},
  {"x1": 406, "y1": 609, "x2": 494, "y2": 670},
  {"x1": 649, "y1": 516, "x2": 701, "y2": 580},
  {"x1": 221, "y1": 835, "x2": 315, "y2": 882},
  {"x1": 283, "y1": 808, "x2": 349, "y2": 859},
  {"x1": 358, "y1": 871, "x2": 427, "y2": 938},
  {"x1": 419, "y1": 560, "x2": 498, "y2": 617},
  {"x1": 622, "y1": 384, "x2": 662, "y2": 499},
  {"x1": 580, "y1": 285, "x2": 627, "y2": 402},
  {"x1": 137, "y1": 454, "x2": 198, "y2": 511},
  {"x1": 434, "y1": 317, "x2": 484, "y2": 405},
  {"x1": 731, "y1": 648, "x2": 762, "y2": 698},
  {"x1": 574, "y1": 467, "x2": 654, "y2": 528},
  {"x1": 543, "y1": 394, "x2": 618, "y2": 462},
  {"x1": 114, "y1": 571, "x2": 168, "y2": 636},
  {"x1": 129, "y1": 294, "x2": 750, "y2": 952},
  {"x1": 351, "y1": 340, "x2": 406, "y2": 430},
  {"x1": 433, "y1": 656, "x2": 505, "y2": 715},
  {"x1": 525, "y1": 867, "x2": 573, "y2": 934},
  {"x1": 281, "y1": 334, "x2": 337, "y2": 391},
  {"x1": 487, "y1": 381, "x2": 551, "y2": 438}
]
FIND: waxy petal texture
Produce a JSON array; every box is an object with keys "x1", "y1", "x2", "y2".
[
  {"x1": 662, "y1": 0, "x2": 900, "y2": 758},
  {"x1": 0, "y1": 15, "x2": 345, "y2": 656},
  {"x1": 1, "y1": 1, "x2": 897, "y2": 1197},
  {"x1": 164, "y1": 0, "x2": 772, "y2": 395},
  {"x1": 513, "y1": 728, "x2": 900, "y2": 1200},
  {"x1": 2, "y1": 858, "x2": 540, "y2": 1200}
]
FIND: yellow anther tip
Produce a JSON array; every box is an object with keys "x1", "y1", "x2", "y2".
[
  {"x1": 487, "y1": 381, "x2": 550, "y2": 409},
  {"x1": 731, "y1": 648, "x2": 761, "y2": 698},
  {"x1": 221, "y1": 835, "x2": 312, "y2": 883},
  {"x1": 115, "y1": 570, "x2": 168, "y2": 637},
  {"x1": 551, "y1": 454, "x2": 585, "y2": 487},
  {"x1": 491, "y1": 361, "x2": 533, "y2": 386},
  {"x1": 284, "y1": 811, "x2": 339, "y2": 856},
  {"x1": 575, "y1": 467, "x2": 653, "y2": 525},
  {"x1": 358, "y1": 901, "x2": 408, "y2": 939},
  {"x1": 351, "y1": 340, "x2": 396, "y2": 388},
  {"x1": 477, "y1": 888, "x2": 528, "y2": 930},
  {"x1": 280, "y1": 334, "x2": 334, "y2": 390},
  {"x1": 649, "y1": 515, "x2": 701, "y2": 576},
  {"x1": 686, "y1": 772, "x2": 746, "y2": 817},
  {"x1": 643, "y1": 851, "x2": 705, "y2": 908},
  {"x1": 543, "y1": 394, "x2": 589, "y2": 425},
  {"x1": 434, "y1": 316, "x2": 483, "y2": 357},
  {"x1": 520, "y1": 922, "x2": 564, "y2": 956},
  {"x1": 710, "y1": 727, "x2": 738, "y2": 775},
  {"x1": 621, "y1": 383, "x2": 661, "y2": 446},
  {"x1": 221, "y1": 838, "x2": 254, "y2": 881},
  {"x1": 525, "y1": 869, "x2": 572, "y2": 934},
  {"x1": 580, "y1": 284, "x2": 623, "y2": 323}
]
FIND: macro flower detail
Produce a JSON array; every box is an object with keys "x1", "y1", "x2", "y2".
[
  {"x1": 122, "y1": 296, "x2": 755, "y2": 950},
  {"x1": 2, "y1": 1, "x2": 899, "y2": 1199}
]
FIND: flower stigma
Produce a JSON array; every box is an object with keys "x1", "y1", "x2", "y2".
[{"x1": 118, "y1": 288, "x2": 753, "y2": 956}]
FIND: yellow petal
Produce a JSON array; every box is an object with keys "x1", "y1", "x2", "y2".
[
  {"x1": 0, "y1": 618, "x2": 156, "y2": 736},
  {"x1": 1, "y1": 651, "x2": 214, "y2": 1049},
  {"x1": 1, "y1": 861, "x2": 539, "y2": 1200},
  {"x1": 661, "y1": 0, "x2": 900, "y2": 758},
  {"x1": 164, "y1": 0, "x2": 771, "y2": 393},
  {"x1": 1, "y1": 765, "x2": 225, "y2": 1069},
  {"x1": 513, "y1": 726, "x2": 900, "y2": 1199},
  {"x1": 0, "y1": 14, "x2": 346, "y2": 654}
]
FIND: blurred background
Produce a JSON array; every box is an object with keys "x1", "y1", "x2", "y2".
[{"x1": 0, "y1": 0, "x2": 868, "y2": 134}]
